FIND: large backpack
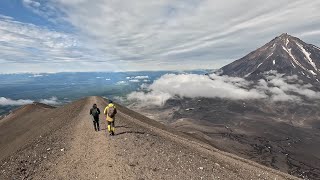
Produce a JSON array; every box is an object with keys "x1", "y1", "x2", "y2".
[
  {"x1": 108, "y1": 105, "x2": 116, "y2": 118},
  {"x1": 92, "y1": 108, "x2": 99, "y2": 117}
]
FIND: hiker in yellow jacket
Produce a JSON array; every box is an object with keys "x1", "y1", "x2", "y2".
[{"x1": 104, "y1": 100, "x2": 117, "y2": 136}]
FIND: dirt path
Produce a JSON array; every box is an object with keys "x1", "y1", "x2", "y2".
[
  {"x1": 33, "y1": 97, "x2": 297, "y2": 180},
  {"x1": 34, "y1": 97, "x2": 113, "y2": 179}
]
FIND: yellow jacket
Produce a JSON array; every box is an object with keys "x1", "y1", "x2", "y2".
[{"x1": 104, "y1": 103, "x2": 117, "y2": 122}]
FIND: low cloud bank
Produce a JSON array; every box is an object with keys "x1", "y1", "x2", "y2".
[
  {"x1": 0, "y1": 97, "x2": 61, "y2": 106},
  {"x1": 39, "y1": 97, "x2": 60, "y2": 105},
  {"x1": 116, "y1": 81, "x2": 127, "y2": 85},
  {"x1": 126, "y1": 75, "x2": 149, "y2": 80},
  {"x1": 128, "y1": 91, "x2": 172, "y2": 107},
  {"x1": 134, "y1": 76, "x2": 149, "y2": 79},
  {"x1": 119, "y1": 75, "x2": 150, "y2": 84},
  {"x1": 129, "y1": 79, "x2": 140, "y2": 83},
  {"x1": 0, "y1": 97, "x2": 33, "y2": 106},
  {"x1": 29, "y1": 74, "x2": 43, "y2": 78},
  {"x1": 127, "y1": 72, "x2": 320, "y2": 106}
]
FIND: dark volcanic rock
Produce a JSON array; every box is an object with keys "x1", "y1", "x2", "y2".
[{"x1": 167, "y1": 98, "x2": 320, "y2": 179}]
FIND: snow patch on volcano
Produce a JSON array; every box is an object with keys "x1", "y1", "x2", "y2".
[{"x1": 296, "y1": 42, "x2": 317, "y2": 71}]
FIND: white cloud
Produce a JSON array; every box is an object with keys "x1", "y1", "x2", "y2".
[
  {"x1": 127, "y1": 72, "x2": 320, "y2": 106},
  {"x1": 0, "y1": 17, "x2": 76, "y2": 61},
  {"x1": 152, "y1": 74, "x2": 266, "y2": 99},
  {"x1": 139, "y1": 83, "x2": 149, "y2": 90},
  {"x1": 126, "y1": 76, "x2": 149, "y2": 80},
  {"x1": 0, "y1": 97, "x2": 61, "y2": 106},
  {"x1": 113, "y1": 96, "x2": 126, "y2": 103},
  {"x1": 23, "y1": 0, "x2": 41, "y2": 8},
  {"x1": 28, "y1": 74, "x2": 43, "y2": 77},
  {"x1": 0, "y1": 15, "x2": 13, "y2": 20},
  {"x1": 0, "y1": 97, "x2": 33, "y2": 106},
  {"x1": 0, "y1": 15, "x2": 117, "y2": 73},
  {"x1": 134, "y1": 76, "x2": 149, "y2": 79},
  {"x1": 47, "y1": 0, "x2": 320, "y2": 71},
  {"x1": 39, "y1": 97, "x2": 61, "y2": 105},
  {"x1": 127, "y1": 91, "x2": 172, "y2": 106},
  {"x1": 116, "y1": 81, "x2": 127, "y2": 85},
  {"x1": 301, "y1": 30, "x2": 320, "y2": 37},
  {"x1": 2, "y1": 1, "x2": 320, "y2": 72}
]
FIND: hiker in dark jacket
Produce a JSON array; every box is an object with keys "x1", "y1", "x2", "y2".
[{"x1": 90, "y1": 104, "x2": 100, "y2": 131}]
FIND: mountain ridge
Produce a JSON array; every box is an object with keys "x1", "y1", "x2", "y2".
[
  {"x1": 0, "y1": 96, "x2": 297, "y2": 179},
  {"x1": 220, "y1": 33, "x2": 320, "y2": 83}
]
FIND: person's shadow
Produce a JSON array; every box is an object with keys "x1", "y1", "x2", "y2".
[
  {"x1": 115, "y1": 131, "x2": 145, "y2": 136},
  {"x1": 113, "y1": 125, "x2": 145, "y2": 136},
  {"x1": 100, "y1": 125, "x2": 131, "y2": 130},
  {"x1": 100, "y1": 124, "x2": 136, "y2": 135},
  {"x1": 115, "y1": 125, "x2": 131, "y2": 128}
]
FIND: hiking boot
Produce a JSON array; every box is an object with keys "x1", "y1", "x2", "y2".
[{"x1": 111, "y1": 131, "x2": 115, "y2": 136}]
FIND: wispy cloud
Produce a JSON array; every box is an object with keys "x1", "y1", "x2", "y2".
[
  {"x1": 22, "y1": 0, "x2": 41, "y2": 8},
  {"x1": 51, "y1": 0, "x2": 320, "y2": 71},
  {"x1": 1, "y1": 0, "x2": 320, "y2": 72},
  {"x1": 0, "y1": 15, "x2": 117, "y2": 73}
]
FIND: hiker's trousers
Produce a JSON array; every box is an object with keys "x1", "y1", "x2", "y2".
[
  {"x1": 107, "y1": 121, "x2": 115, "y2": 133},
  {"x1": 93, "y1": 118, "x2": 100, "y2": 131}
]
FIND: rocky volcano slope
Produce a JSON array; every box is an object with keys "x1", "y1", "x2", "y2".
[
  {"x1": 0, "y1": 102, "x2": 56, "y2": 160},
  {"x1": 221, "y1": 33, "x2": 320, "y2": 83},
  {"x1": 0, "y1": 97, "x2": 297, "y2": 180},
  {"x1": 130, "y1": 34, "x2": 320, "y2": 179}
]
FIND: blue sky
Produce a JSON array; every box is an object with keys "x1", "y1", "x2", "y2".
[{"x1": 0, "y1": 0, "x2": 320, "y2": 73}]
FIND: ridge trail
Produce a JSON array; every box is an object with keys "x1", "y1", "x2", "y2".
[{"x1": 1, "y1": 96, "x2": 297, "y2": 179}]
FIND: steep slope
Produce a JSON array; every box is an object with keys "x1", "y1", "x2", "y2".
[
  {"x1": 0, "y1": 102, "x2": 56, "y2": 160},
  {"x1": 0, "y1": 99, "x2": 89, "y2": 161},
  {"x1": 161, "y1": 97, "x2": 320, "y2": 179},
  {"x1": 221, "y1": 33, "x2": 320, "y2": 83},
  {"x1": 0, "y1": 97, "x2": 297, "y2": 179}
]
